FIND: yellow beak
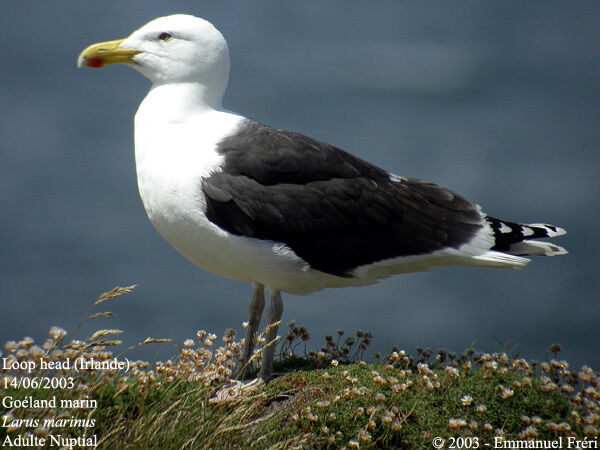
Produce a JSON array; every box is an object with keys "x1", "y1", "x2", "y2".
[{"x1": 77, "y1": 39, "x2": 140, "y2": 69}]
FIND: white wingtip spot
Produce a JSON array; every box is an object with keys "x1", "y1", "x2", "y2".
[
  {"x1": 527, "y1": 223, "x2": 567, "y2": 237},
  {"x1": 522, "y1": 227, "x2": 535, "y2": 237}
]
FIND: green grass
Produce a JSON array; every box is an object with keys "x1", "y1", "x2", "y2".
[
  {"x1": 1, "y1": 286, "x2": 598, "y2": 448},
  {"x1": 229, "y1": 363, "x2": 576, "y2": 448},
  {"x1": 2, "y1": 359, "x2": 595, "y2": 448}
]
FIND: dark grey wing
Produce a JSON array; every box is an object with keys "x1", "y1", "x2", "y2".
[
  {"x1": 203, "y1": 120, "x2": 483, "y2": 277},
  {"x1": 213, "y1": 121, "x2": 386, "y2": 184}
]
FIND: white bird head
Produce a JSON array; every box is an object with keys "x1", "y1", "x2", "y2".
[{"x1": 78, "y1": 15, "x2": 230, "y2": 95}]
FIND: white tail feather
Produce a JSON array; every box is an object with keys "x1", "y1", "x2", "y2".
[
  {"x1": 508, "y1": 240, "x2": 568, "y2": 256},
  {"x1": 469, "y1": 251, "x2": 531, "y2": 269}
]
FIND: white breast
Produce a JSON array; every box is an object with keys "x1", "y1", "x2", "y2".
[{"x1": 135, "y1": 85, "x2": 238, "y2": 268}]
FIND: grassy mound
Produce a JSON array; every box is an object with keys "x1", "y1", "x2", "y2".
[{"x1": 1, "y1": 287, "x2": 598, "y2": 448}]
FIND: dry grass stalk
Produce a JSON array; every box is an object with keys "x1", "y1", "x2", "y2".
[
  {"x1": 88, "y1": 312, "x2": 115, "y2": 320},
  {"x1": 90, "y1": 329, "x2": 123, "y2": 341},
  {"x1": 139, "y1": 338, "x2": 173, "y2": 345},
  {"x1": 94, "y1": 285, "x2": 137, "y2": 305}
]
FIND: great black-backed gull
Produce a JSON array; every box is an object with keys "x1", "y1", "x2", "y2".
[{"x1": 78, "y1": 14, "x2": 567, "y2": 381}]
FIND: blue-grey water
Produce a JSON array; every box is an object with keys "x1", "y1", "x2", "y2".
[{"x1": 1, "y1": 2, "x2": 599, "y2": 370}]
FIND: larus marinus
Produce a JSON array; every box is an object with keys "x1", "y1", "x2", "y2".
[{"x1": 78, "y1": 14, "x2": 567, "y2": 381}]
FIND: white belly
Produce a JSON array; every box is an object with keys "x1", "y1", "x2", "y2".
[{"x1": 136, "y1": 170, "x2": 335, "y2": 293}]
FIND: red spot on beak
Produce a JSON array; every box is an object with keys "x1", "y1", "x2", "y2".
[{"x1": 86, "y1": 57, "x2": 105, "y2": 68}]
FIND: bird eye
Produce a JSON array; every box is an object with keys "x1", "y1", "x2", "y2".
[{"x1": 158, "y1": 32, "x2": 172, "y2": 41}]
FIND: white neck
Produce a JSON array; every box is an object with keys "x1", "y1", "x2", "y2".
[{"x1": 137, "y1": 82, "x2": 225, "y2": 124}]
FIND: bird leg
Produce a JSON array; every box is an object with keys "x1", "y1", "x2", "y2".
[
  {"x1": 233, "y1": 283, "x2": 265, "y2": 380},
  {"x1": 258, "y1": 290, "x2": 283, "y2": 381}
]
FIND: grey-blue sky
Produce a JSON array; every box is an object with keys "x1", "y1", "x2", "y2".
[{"x1": 1, "y1": 1, "x2": 598, "y2": 368}]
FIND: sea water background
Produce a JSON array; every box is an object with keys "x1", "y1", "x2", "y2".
[{"x1": 1, "y1": 2, "x2": 598, "y2": 369}]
